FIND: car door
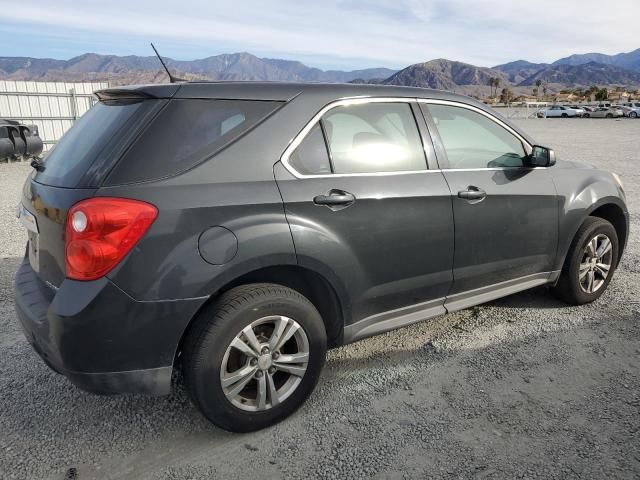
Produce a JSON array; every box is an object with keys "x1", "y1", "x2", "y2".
[
  {"x1": 274, "y1": 98, "x2": 454, "y2": 338},
  {"x1": 419, "y1": 101, "x2": 558, "y2": 310},
  {"x1": 546, "y1": 106, "x2": 559, "y2": 117}
]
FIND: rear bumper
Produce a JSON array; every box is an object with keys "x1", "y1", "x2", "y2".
[{"x1": 14, "y1": 257, "x2": 205, "y2": 395}]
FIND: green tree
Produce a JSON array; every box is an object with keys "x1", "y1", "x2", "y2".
[
  {"x1": 586, "y1": 85, "x2": 599, "y2": 100},
  {"x1": 532, "y1": 87, "x2": 539, "y2": 96},
  {"x1": 500, "y1": 87, "x2": 513, "y2": 104},
  {"x1": 595, "y1": 88, "x2": 608, "y2": 101}
]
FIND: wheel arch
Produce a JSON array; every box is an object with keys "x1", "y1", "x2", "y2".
[
  {"x1": 556, "y1": 195, "x2": 628, "y2": 274},
  {"x1": 588, "y1": 201, "x2": 628, "y2": 265},
  {"x1": 174, "y1": 264, "x2": 347, "y2": 367}
]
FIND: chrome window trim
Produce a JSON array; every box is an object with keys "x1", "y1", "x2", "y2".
[
  {"x1": 280, "y1": 97, "x2": 432, "y2": 179},
  {"x1": 280, "y1": 96, "x2": 540, "y2": 179},
  {"x1": 418, "y1": 98, "x2": 534, "y2": 158}
]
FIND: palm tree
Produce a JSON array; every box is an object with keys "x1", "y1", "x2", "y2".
[
  {"x1": 535, "y1": 79, "x2": 542, "y2": 97},
  {"x1": 488, "y1": 77, "x2": 501, "y2": 99},
  {"x1": 488, "y1": 77, "x2": 495, "y2": 98}
]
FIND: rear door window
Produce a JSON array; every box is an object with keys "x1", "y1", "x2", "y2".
[
  {"x1": 321, "y1": 102, "x2": 427, "y2": 174},
  {"x1": 106, "y1": 99, "x2": 282, "y2": 184}
]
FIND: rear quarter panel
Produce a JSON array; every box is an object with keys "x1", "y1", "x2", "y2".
[{"x1": 97, "y1": 103, "x2": 308, "y2": 301}]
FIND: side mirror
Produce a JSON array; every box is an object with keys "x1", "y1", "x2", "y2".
[{"x1": 529, "y1": 145, "x2": 556, "y2": 167}]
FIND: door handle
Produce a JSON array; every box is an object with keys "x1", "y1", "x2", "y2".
[
  {"x1": 313, "y1": 190, "x2": 356, "y2": 209},
  {"x1": 458, "y1": 186, "x2": 487, "y2": 201}
]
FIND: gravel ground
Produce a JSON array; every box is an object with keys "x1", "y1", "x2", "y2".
[{"x1": 0, "y1": 119, "x2": 639, "y2": 480}]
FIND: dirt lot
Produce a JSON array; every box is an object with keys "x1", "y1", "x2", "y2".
[{"x1": 1, "y1": 118, "x2": 639, "y2": 480}]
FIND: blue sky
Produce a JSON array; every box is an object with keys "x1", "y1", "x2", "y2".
[{"x1": 1, "y1": 0, "x2": 637, "y2": 70}]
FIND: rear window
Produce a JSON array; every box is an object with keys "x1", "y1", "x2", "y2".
[
  {"x1": 106, "y1": 99, "x2": 282, "y2": 184},
  {"x1": 35, "y1": 99, "x2": 160, "y2": 188}
]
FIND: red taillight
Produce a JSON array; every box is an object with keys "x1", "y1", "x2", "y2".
[{"x1": 65, "y1": 197, "x2": 158, "y2": 281}]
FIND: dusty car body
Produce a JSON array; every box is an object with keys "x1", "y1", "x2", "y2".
[{"x1": 15, "y1": 82, "x2": 628, "y2": 431}]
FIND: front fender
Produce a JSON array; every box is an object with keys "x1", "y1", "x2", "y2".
[{"x1": 552, "y1": 169, "x2": 628, "y2": 272}]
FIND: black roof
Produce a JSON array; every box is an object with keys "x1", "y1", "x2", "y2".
[{"x1": 95, "y1": 81, "x2": 472, "y2": 103}]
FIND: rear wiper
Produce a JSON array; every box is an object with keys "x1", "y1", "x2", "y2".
[{"x1": 30, "y1": 158, "x2": 45, "y2": 172}]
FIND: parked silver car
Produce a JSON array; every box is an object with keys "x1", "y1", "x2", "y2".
[
  {"x1": 620, "y1": 102, "x2": 640, "y2": 118},
  {"x1": 583, "y1": 107, "x2": 624, "y2": 119}
]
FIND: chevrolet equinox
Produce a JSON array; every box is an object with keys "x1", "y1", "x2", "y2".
[{"x1": 15, "y1": 83, "x2": 629, "y2": 432}]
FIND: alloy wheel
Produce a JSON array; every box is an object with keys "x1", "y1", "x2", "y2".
[
  {"x1": 578, "y1": 234, "x2": 613, "y2": 294},
  {"x1": 220, "y1": 315, "x2": 309, "y2": 411}
]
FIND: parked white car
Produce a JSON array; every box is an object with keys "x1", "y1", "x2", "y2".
[
  {"x1": 537, "y1": 105, "x2": 578, "y2": 118},
  {"x1": 563, "y1": 105, "x2": 585, "y2": 117}
]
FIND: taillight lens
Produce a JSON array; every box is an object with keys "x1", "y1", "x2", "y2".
[{"x1": 65, "y1": 197, "x2": 158, "y2": 281}]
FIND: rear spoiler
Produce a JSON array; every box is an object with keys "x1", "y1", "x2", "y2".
[
  {"x1": 94, "y1": 89, "x2": 155, "y2": 102},
  {"x1": 94, "y1": 84, "x2": 181, "y2": 101}
]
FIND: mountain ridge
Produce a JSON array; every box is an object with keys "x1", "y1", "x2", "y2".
[
  {"x1": 2, "y1": 48, "x2": 640, "y2": 91},
  {"x1": 0, "y1": 52, "x2": 396, "y2": 84},
  {"x1": 552, "y1": 48, "x2": 640, "y2": 71}
]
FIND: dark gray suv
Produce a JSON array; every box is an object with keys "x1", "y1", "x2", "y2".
[{"x1": 15, "y1": 82, "x2": 628, "y2": 432}]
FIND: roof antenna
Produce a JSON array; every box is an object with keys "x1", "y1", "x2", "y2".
[{"x1": 151, "y1": 42, "x2": 186, "y2": 83}]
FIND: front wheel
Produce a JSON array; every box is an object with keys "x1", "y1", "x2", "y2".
[
  {"x1": 630, "y1": 112, "x2": 638, "y2": 118},
  {"x1": 606, "y1": 113, "x2": 613, "y2": 118},
  {"x1": 583, "y1": 113, "x2": 590, "y2": 118},
  {"x1": 552, "y1": 217, "x2": 618, "y2": 305},
  {"x1": 182, "y1": 283, "x2": 327, "y2": 432}
]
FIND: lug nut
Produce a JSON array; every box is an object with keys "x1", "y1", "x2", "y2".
[
  {"x1": 272, "y1": 352, "x2": 280, "y2": 360},
  {"x1": 268, "y1": 367, "x2": 276, "y2": 374},
  {"x1": 255, "y1": 371, "x2": 264, "y2": 378},
  {"x1": 250, "y1": 358, "x2": 258, "y2": 366},
  {"x1": 261, "y1": 346, "x2": 270, "y2": 354}
]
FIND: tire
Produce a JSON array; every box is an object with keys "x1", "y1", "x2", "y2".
[
  {"x1": 182, "y1": 283, "x2": 327, "y2": 432},
  {"x1": 631, "y1": 112, "x2": 638, "y2": 118},
  {"x1": 561, "y1": 113, "x2": 568, "y2": 118},
  {"x1": 583, "y1": 113, "x2": 590, "y2": 118},
  {"x1": 552, "y1": 217, "x2": 618, "y2": 305},
  {"x1": 606, "y1": 113, "x2": 613, "y2": 118}
]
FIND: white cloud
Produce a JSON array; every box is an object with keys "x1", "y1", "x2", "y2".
[{"x1": 1, "y1": 0, "x2": 638, "y2": 68}]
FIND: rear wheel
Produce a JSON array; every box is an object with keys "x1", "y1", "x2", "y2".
[
  {"x1": 561, "y1": 113, "x2": 568, "y2": 118},
  {"x1": 552, "y1": 217, "x2": 618, "y2": 305},
  {"x1": 182, "y1": 283, "x2": 327, "y2": 432},
  {"x1": 583, "y1": 113, "x2": 590, "y2": 118},
  {"x1": 606, "y1": 113, "x2": 613, "y2": 118},
  {"x1": 630, "y1": 111, "x2": 638, "y2": 118}
]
